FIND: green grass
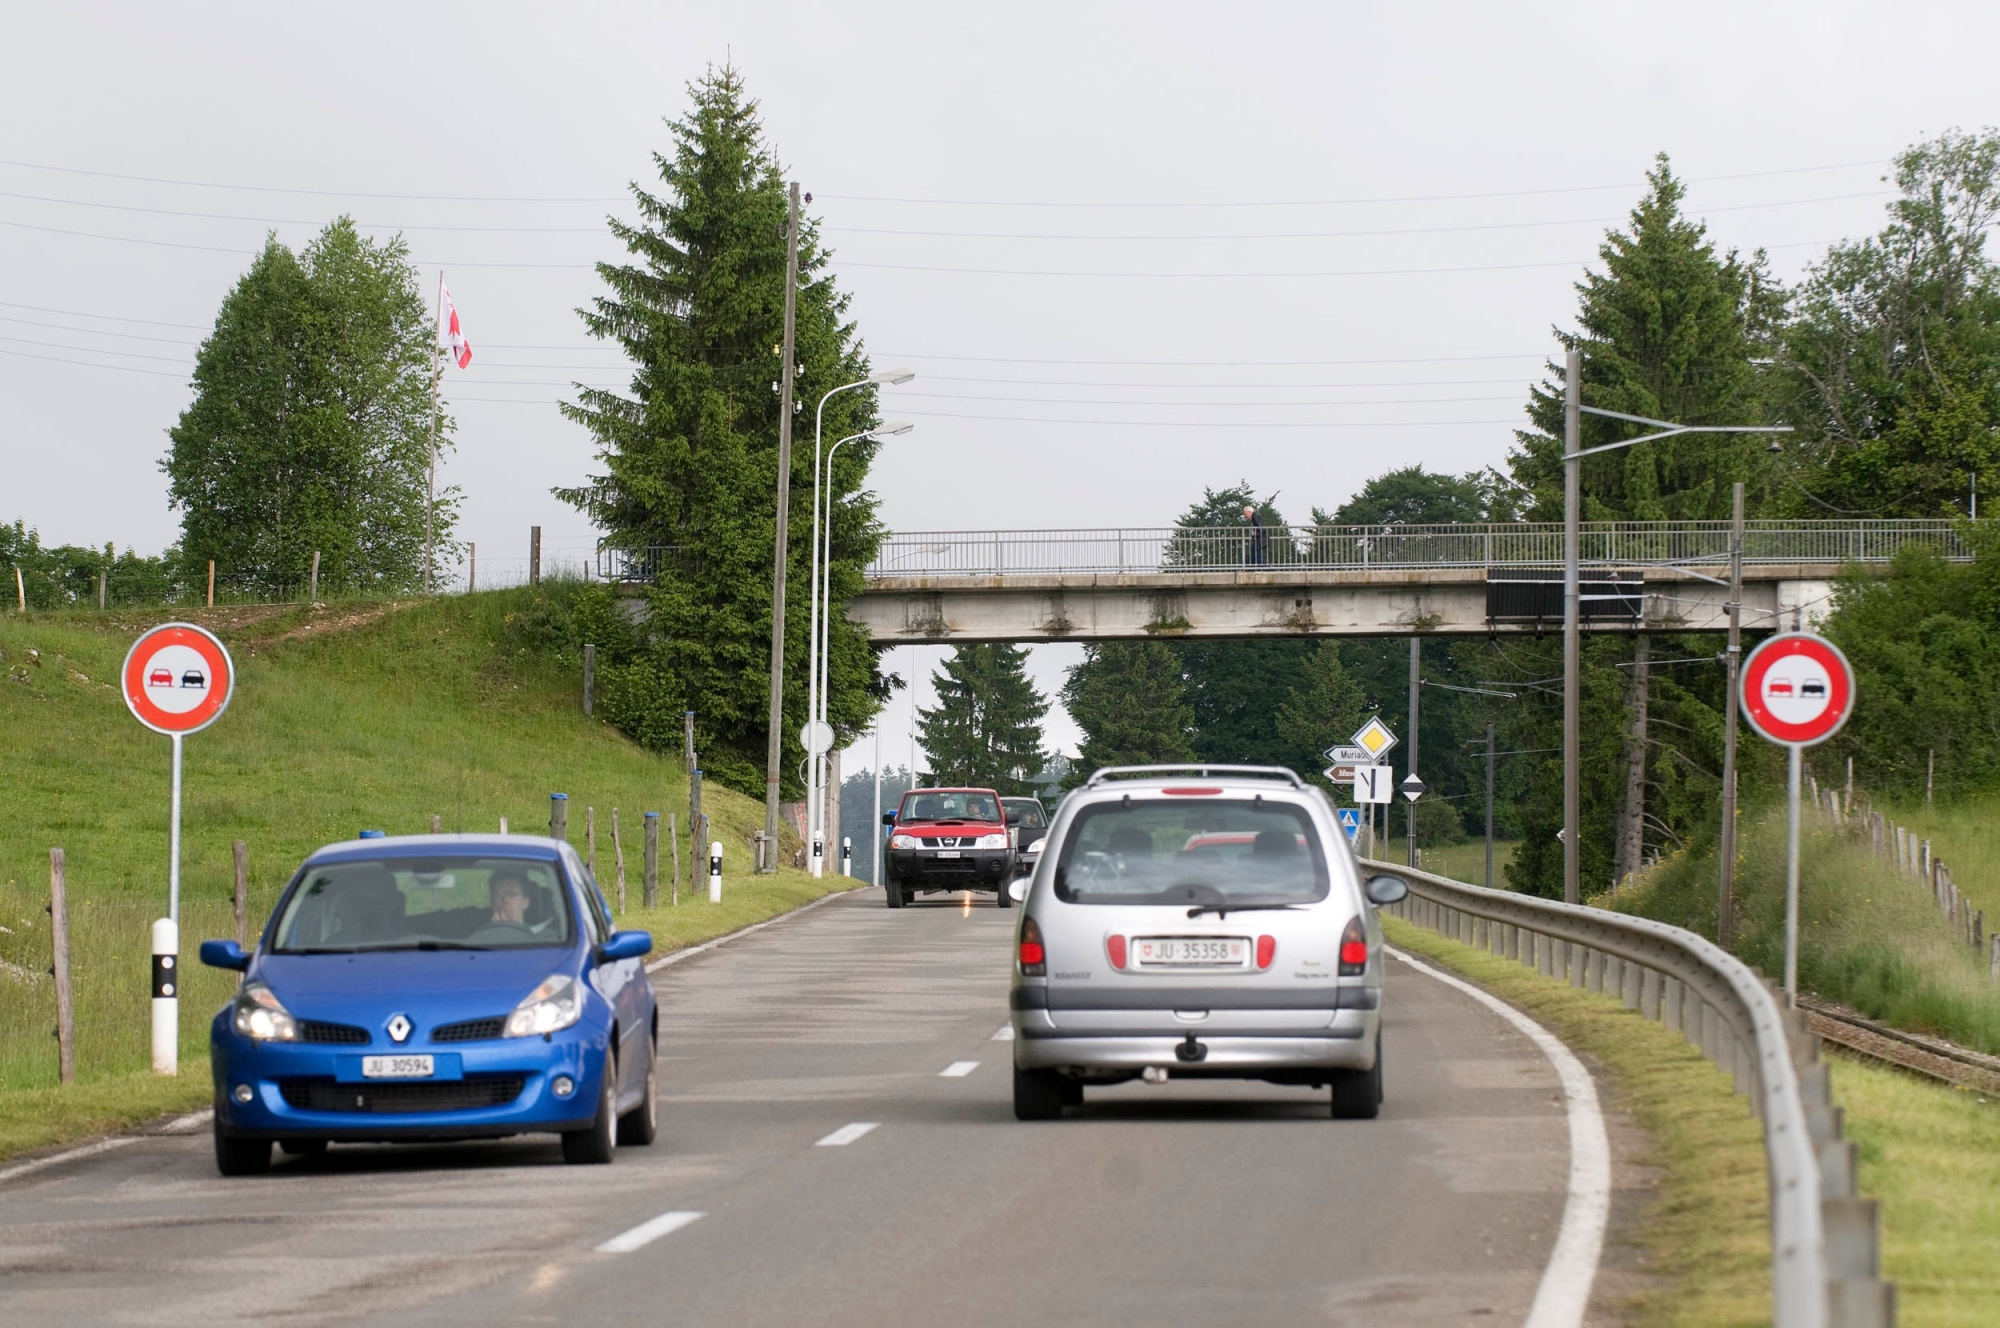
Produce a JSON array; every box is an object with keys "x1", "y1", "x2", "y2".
[
  {"x1": 1833, "y1": 1056, "x2": 2000, "y2": 1327},
  {"x1": 1605, "y1": 807, "x2": 2000, "y2": 1055},
  {"x1": 0, "y1": 591, "x2": 837, "y2": 1161},
  {"x1": 1382, "y1": 915, "x2": 1770, "y2": 1327},
  {"x1": 1414, "y1": 837, "x2": 1517, "y2": 889},
  {"x1": 1872, "y1": 792, "x2": 2000, "y2": 923}
]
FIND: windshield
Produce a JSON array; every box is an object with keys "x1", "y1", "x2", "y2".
[
  {"x1": 900, "y1": 791, "x2": 1001, "y2": 823},
  {"x1": 1054, "y1": 798, "x2": 1329, "y2": 907},
  {"x1": 272, "y1": 857, "x2": 574, "y2": 952},
  {"x1": 1003, "y1": 798, "x2": 1047, "y2": 828}
]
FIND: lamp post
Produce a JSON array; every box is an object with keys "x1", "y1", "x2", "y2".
[
  {"x1": 803, "y1": 371, "x2": 914, "y2": 876},
  {"x1": 806, "y1": 420, "x2": 913, "y2": 874},
  {"x1": 1559, "y1": 346, "x2": 1790, "y2": 905}
]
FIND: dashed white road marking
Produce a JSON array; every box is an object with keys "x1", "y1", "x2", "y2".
[
  {"x1": 1386, "y1": 945, "x2": 1609, "y2": 1328},
  {"x1": 594, "y1": 1209, "x2": 705, "y2": 1254},
  {"x1": 991, "y1": 1024, "x2": 1015, "y2": 1041},
  {"x1": 815, "y1": 1122, "x2": 880, "y2": 1147},
  {"x1": 939, "y1": 1061, "x2": 980, "y2": 1078}
]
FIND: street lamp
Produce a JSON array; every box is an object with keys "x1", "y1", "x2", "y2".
[
  {"x1": 804, "y1": 370, "x2": 914, "y2": 876},
  {"x1": 806, "y1": 420, "x2": 914, "y2": 875},
  {"x1": 1559, "y1": 348, "x2": 1791, "y2": 906}
]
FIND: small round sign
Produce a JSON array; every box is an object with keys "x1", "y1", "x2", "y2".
[
  {"x1": 800, "y1": 719, "x2": 836, "y2": 756},
  {"x1": 122, "y1": 622, "x2": 235, "y2": 736},
  {"x1": 1741, "y1": 632, "x2": 1853, "y2": 748}
]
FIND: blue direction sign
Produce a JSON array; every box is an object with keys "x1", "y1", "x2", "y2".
[{"x1": 1336, "y1": 808, "x2": 1362, "y2": 841}]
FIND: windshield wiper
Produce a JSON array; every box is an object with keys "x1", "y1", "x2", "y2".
[
  {"x1": 1186, "y1": 903, "x2": 1307, "y2": 918},
  {"x1": 415, "y1": 940, "x2": 493, "y2": 951}
]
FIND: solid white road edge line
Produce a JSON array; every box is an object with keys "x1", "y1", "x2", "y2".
[
  {"x1": 939, "y1": 1061, "x2": 979, "y2": 1077},
  {"x1": 645, "y1": 886, "x2": 869, "y2": 974},
  {"x1": 0, "y1": 1136, "x2": 138, "y2": 1187},
  {"x1": 815, "y1": 1122, "x2": 880, "y2": 1147},
  {"x1": 1385, "y1": 946, "x2": 1611, "y2": 1328},
  {"x1": 991, "y1": 1025, "x2": 1015, "y2": 1041},
  {"x1": 594, "y1": 1209, "x2": 704, "y2": 1254},
  {"x1": 160, "y1": 1109, "x2": 213, "y2": 1133}
]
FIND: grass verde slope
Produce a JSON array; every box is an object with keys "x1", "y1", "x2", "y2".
[{"x1": 0, "y1": 591, "x2": 841, "y2": 1162}]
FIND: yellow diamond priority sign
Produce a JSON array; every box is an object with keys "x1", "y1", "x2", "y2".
[{"x1": 1351, "y1": 716, "x2": 1398, "y2": 759}]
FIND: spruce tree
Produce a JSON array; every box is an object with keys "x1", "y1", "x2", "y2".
[
  {"x1": 1274, "y1": 641, "x2": 1367, "y2": 787},
  {"x1": 558, "y1": 66, "x2": 882, "y2": 794},
  {"x1": 915, "y1": 645, "x2": 1048, "y2": 793},
  {"x1": 1062, "y1": 642, "x2": 1196, "y2": 785},
  {"x1": 165, "y1": 221, "x2": 448, "y2": 594}
]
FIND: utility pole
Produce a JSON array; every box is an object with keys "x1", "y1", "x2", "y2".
[
  {"x1": 424, "y1": 273, "x2": 443, "y2": 594},
  {"x1": 1562, "y1": 347, "x2": 1582, "y2": 906},
  {"x1": 1717, "y1": 482, "x2": 1745, "y2": 944},
  {"x1": 1484, "y1": 721, "x2": 1496, "y2": 889},
  {"x1": 1407, "y1": 636, "x2": 1420, "y2": 868},
  {"x1": 761, "y1": 182, "x2": 801, "y2": 871}
]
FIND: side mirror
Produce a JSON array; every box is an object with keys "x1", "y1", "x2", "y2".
[
  {"x1": 881, "y1": 811, "x2": 897, "y2": 826},
  {"x1": 1004, "y1": 808, "x2": 1021, "y2": 825},
  {"x1": 200, "y1": 939, "x2": 251, "y2": 971},
  {"x1": 1007, "y1": 878, "x2": 1030, "y2": 903},
  {"x1": 1364, "y1": 874, "x2": 1410, "y2": 906},
  {"x1": 598, "y1": 930, "x2": 653, "y2": 963}
]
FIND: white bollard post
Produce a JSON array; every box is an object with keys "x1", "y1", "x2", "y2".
[
  {"x1": 841, "y1": 837, "x2": 852, "y2": 877},
  {"x1": 709, "y1": 841, "x2": 723, "y2": 903},
  {"x1": 152, "y1": 916, "x2": 179, "y2": 1076},
  {"x1": 810, "y1": 832, "x2": 823, "y2": 878}
]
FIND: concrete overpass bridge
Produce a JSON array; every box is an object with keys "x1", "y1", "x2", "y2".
[{"x1": 843, "y1": 520, "x2": 1966, "y2": 643}]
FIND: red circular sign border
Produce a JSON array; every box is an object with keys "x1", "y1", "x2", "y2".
[
  {"x1": 121, "y1": 623, "x2": 235, "y2": 736},
  {"x1": 1740, "y1": 632, "x2": 1853, "y2": 747}
]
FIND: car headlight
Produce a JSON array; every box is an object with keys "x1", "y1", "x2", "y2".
[
  {"x1": 232, "y1": 980, "x2": 298, "y2": 1042},
  {"x1": 976, "y1": 833, "x2": 1008, "y2": 849},
  {"x1": 1022, "y1": 839, "x2": 1043, "y2": 854},
  {"x1": 505, "y1": 974, "x2": 583, "y2": 1037},
  {"x1": 889, "y1": 834, "x2": 921, "y2": 850}
]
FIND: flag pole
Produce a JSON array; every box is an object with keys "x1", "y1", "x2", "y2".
[{"x1": 425, "y1": 271, "x2": 443, "y2": 594}]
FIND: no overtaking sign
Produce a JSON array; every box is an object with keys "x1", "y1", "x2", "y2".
[{"x1": 1741, "y1": 632, "x2": 1853, "y2": 748}]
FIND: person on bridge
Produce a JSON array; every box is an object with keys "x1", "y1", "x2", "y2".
[{"x1": 1242, "y1": 503, "x2": 1270, "y2": 565}]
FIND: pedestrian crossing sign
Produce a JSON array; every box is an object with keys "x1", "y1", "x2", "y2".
[{"x1": 1336, "y1": 808, "x2": 1362, "y2": 841}]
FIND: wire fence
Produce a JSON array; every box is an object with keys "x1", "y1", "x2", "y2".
[{"x1": 863, "y1": 520, "x2": 1972, "y2": 579}]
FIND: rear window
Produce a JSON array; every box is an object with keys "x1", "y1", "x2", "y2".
[
  {"x1": 273, "y1": 857, "x2": 574, "y2": 952},
  {"x1": 900, "y1": 791, "x2": 1001, "y2": 823},
  {"x1": 1053, "y1": 798, "x2": 1329, "y2": 907},
  {"x1": 1004, "y1": 798, "x2": 1047, "y2": 828}
]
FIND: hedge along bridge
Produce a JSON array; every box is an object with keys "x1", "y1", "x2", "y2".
[{"x1": 829, "y1": 520, "x2": 1971, "y2": 643}]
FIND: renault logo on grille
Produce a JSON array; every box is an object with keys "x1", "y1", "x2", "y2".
[{"x1": 386, "y1": 1014, "x2": 413, "y2": 1044}]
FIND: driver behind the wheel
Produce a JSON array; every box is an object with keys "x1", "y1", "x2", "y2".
[{"x1": 488, "y1": 872, "x2": 532, "y2": 926}]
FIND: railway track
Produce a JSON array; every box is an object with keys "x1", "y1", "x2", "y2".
[{"x1": 1798, "y1": 993, "x2": 2000, "y2": 1095}]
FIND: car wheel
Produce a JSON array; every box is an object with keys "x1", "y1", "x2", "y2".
[
  {"x1": 1331, "y1": 1033, "x2": 1383, "y2": 1120},
  {"x1": 995, "y1": 879, "x2": 1014, "y2": 909},
  {"x1": 1013, "y1": 1066, "x2": 1065, "y2": 1121},
  {"x1": 213, "y1": 1115, "x2": 271, "y2": 1176},
  {"x1": 562, "y1": 1059, "x2": 619, "y2": 1164},
  {"x1": 1058, "y1": 1077, "x2": 1084, "y2": 1107},
  {"x1": 278, "y1": 1138, "x2": 328, "y2": 1157},
  {"x1": 884, "y1": 878, "x2": 905, "y2": 909},
  {"x1": 618, "y1": 1037, "x2": 659, "y2": 1147}
]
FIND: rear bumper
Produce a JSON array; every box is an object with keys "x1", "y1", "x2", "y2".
[
  {"x1": 1013, "y1": 1022, "x2": 1378, "y2": 1074},
  {"x1": 888, "y1": 849, "x2": 1013, "y2": 888}
]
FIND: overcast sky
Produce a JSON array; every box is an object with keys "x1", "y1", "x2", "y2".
[{"x1": 6, "y1": 1, "x2": 1994, "y2": 765}]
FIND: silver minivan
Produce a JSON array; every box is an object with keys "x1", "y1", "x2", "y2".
[{"x1": 1008, "y1": 766, "x2": 1407, "y2": 1120}]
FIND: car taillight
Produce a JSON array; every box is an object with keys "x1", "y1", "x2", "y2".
[
  {"x1": 1338, "y1": 916, "x2": 1369, "y2": 975},
  {"x1": 1256, "y1": 935, "x2": 1276, "y2": 969},
  {"x1": 1107, "y1": 935, "x2": 1126, "y2": 969},
  {"x1": 1019, "y1": 916, "x2": 1046, "y2": 976}
]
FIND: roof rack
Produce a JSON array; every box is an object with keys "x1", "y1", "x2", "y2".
[{"x1": 1082, "y1": 765, "x2": 1305, "y2": 790}]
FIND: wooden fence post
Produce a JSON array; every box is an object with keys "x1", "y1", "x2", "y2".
[
  {"x1": 642, "y1": 812, "x2": 659, "y2": 909},
  {"x1": 232, "y1": 839, "x2": 247, "y2": 947},
  {"x1": 207, "y1": 560, "x2": 215, "y2": 607},
  {"x1": 586, "y1": 805, "x2": 596, "y2": 874},
  {"x1": 16, "y1": 564, "x2": 26, "y2": 611},
  {"x1": 431, "y1": 813, "x2": 442, "y2": 834},
  {"x1": 550, "y1": 792, "x2": 567, "y2": 841},
  {"x1": 469, "y1": 541, "x2": 476, "y2": 593},
  {"x1": 669, "y1": 813, "x2": 680, "y2": 904},
  {"x1": 49, "y1": 848, "x2": 75, "y2": 1085},
  {"x1": 583, "y1": 644, "x2": 595, "y2": 716},
  {"x1": 530, "y1": 526, "x2": 542, "y2": 584},
  {"x1": 97, "y1": 570, "x2": 106, "y2": 609},
  {"x1": 611, "y1": 808, "x2": 627, "y2": 911}
]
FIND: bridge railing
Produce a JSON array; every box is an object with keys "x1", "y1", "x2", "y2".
[
  {"x1": 864, "y1": 520, "x2": 1968, "y2": 579},
  {"x1": 1374, "y1": 859, "x2": 1893, "y2": 1327}
]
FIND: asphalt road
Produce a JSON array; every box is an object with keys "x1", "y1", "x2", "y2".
[{"x1": 0, "y1": 890, "x2": 1602, "y2": 1327}]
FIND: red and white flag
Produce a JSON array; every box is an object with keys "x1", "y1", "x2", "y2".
[{"x1": 440, "y1": 281, "x2": 473, "y2": 369}]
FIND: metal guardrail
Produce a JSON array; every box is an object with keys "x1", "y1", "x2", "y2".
[
  {"x1": 1369, "y1": 859, "x2": 1894, "y2": 1328},
  {"x1": 863, "y1": 520, "x2": 1968, "y2": 579}
]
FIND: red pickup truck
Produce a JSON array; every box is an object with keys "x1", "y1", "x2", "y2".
[{"x1": 881, "y1": 786, "x2": 1016, "y2": 909}]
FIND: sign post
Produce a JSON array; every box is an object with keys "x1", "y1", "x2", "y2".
[
  {"x1": 121, "y1": 623, "x2": 236, "y2": 1075},
  {"x1": 1739, "y1": 632, "x2": 1855, "y2": 998}
]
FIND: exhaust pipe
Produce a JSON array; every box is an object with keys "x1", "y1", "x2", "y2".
[{"x1": 1141, "y1": 1066, "x2": 1169, "y2": 1084}]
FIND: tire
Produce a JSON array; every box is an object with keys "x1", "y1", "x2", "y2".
[
  {"x1": 618, "y1": 1037, "x2": 659, "y2": 1147},
  {"x1": 278, "y1": 1138, "x2": 328, "y2": 1157},
  {"x1": 1058, "y1": 1077, "x2": 1084, "y2": 1107},
  {"x1": 213, "y1": 1116, "x2": 272, "y2": 1176},
  {"x1": 995, "y1": 880, "x2": 1014, "y2": 909},
  {"x1": 1013, "y1": 1066, "x2": 1065, "y2": 1121},
  {"x1": 884, "y1": 878, "x2": 905, "y2": 909},
  {"x1": 562, "y1": 1059, "x2": 619, "y2": 1164},
  {"x1": 1331, "y1": 1033, "x2": 1383, "y2": 1120}
]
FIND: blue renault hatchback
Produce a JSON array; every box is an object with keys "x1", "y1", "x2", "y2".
[{"x1": 200, "y1": 834, "x2": 655, "y2": 1175}]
